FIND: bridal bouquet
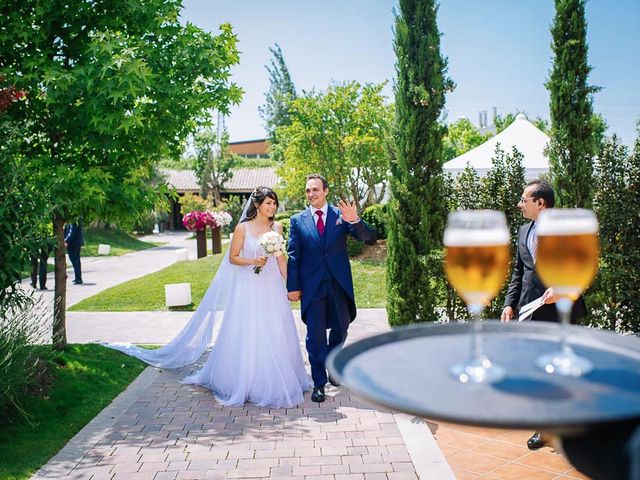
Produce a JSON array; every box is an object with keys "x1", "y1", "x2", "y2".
[{"x1": 254, "y1": 231, "x2": 286, "y2": 274}]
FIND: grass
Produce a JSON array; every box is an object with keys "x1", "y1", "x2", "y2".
[
  {"x1": 0, "y1": 344, "x2": 146, "y2": 480},
  {"x1": 351, "y1": 259, "x2": 386, "y2": 308},
  {"x1": 83, "y1": 227, "x2": 161, "y2": 256},
  {"x1": 70, "y1": 249, "x2": 228, "y2": 311},
  {"x1": 71, "y1": 247, "x2": 386, "y2": 311}
]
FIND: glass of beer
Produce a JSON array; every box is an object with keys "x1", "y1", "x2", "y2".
[
  {"x1": 444, "y1": 210, "x2": 511, "y2": 383},
  {"x1": 535, "y1": 208, "x2": 599, "y2": 376}
]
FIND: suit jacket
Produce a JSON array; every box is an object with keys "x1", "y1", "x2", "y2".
[
  {"x1": 504, "y1": 221, "x2": 587, "y2": 322},
  {"x1": 64, "y1": 221, "x2": 84, "y2": 249},
  {"x1": 287, "y1": 205, "x2": 376, "y2": 322}
]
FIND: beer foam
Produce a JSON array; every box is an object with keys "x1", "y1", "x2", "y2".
[
  {"x1": 537, "y1": 216, "x2": 598, "y2": 235},
  {"x1": 444, "y1": 228, "x2": 509, "y2": 246}
]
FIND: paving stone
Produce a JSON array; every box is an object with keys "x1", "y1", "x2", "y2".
[{"x1": 31, "y1": 307, "x2": 434, "y2": 480}]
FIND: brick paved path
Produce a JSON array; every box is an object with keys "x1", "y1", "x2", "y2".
[{"x1": 33, "y1": 310, "x2": 449, "y2": 480}]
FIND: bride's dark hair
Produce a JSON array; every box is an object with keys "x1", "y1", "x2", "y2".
[{"x1": 242, "y1": 186, "x2": 279, "y2": 222}]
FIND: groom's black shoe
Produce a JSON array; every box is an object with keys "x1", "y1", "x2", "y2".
[
  {"x1": 311, "y1": 385, "x2": 325, "y2": 403},
  {"x1": 328, "y1": 374, "x2": 340, "y2": 387},
  {"x1": 527, "y1": 432, "x2": 545, "y2": 450}
]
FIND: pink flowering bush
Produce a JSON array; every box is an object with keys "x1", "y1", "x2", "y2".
[{"x1": 182, "y1": 211, "x2": 218, "y2": 231}]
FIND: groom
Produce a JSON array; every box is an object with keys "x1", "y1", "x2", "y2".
[{"x1": 287, "y1": 174, "x2": 376, "y2": 402}]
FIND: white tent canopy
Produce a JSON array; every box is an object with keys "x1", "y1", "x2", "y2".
[{"x1": 443, "y1": 114, "x2": 550, "y2": 181}]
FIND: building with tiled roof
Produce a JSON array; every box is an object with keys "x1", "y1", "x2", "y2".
[
  {"x1": 161, "y1": 167, "x2": 280, "y2": 229},
  {"x1": 162, "y1": 167, "x2": 279, "y2": 193}
]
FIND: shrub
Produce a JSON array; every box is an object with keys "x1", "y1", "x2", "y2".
[
  {"x1": 219, "y1": 195, "x2": 245, "y2": 232},
  {"x1": 590, "y1": 136, "x2": 640, "y2": 332},
  {"x1": 279, "y1": 218, "x2": 291, "y2": 241},
  {"x1": 347, "y1": 236, "x2": 365, "y2": 257},
  {"x1": 180, "y1": 193, "x2": 207, "y2": 214},
  {"x1": 132, "y1": 211, "x2": 155, "y2": 234},
  {"x1": 0, "y1": 296, "x2": 58, "y2": 421},
  {"x1": 275, "y1": 211, "x2": 294, "y2": 221},
  {"x1": 361, "y1": 204, "x2": 388, "y2": 239}
]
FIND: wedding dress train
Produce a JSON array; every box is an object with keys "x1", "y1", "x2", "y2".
[{"x1": 104, "y1": 223, "x2": 310, "y2": 408}]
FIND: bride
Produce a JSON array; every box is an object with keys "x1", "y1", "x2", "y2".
[{"x1": 104, "y1": 187, "x2": 310, "y2": 408}]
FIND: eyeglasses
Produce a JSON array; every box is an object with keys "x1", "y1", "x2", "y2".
[{"x1": 519, "y1": 197, "x2": 535, "y2": 204}]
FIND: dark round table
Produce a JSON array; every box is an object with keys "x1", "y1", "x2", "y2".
[{"x1": 327, "y1": 321, "x2": 640, "y2": 479}]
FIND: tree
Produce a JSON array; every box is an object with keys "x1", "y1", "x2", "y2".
[
  {"x1": 479, "y1": 144, "x2": 526, "y2": 318},
  {"x1": 193, "y1": 128, "x2": 237, "y2": 207},
  {"x1": 453, "y1": 164, "x2": 483, "y2": 211},
  {"x1": 387, "y1": 0, "x2": 454, "y2": 325},
  {"x1": 443, "y1": 118, "x2": 490, "y2": 162},
  {"x1": 277, "y1": 81, "x2": 392, "y2": 209},
  {"x1": 440, "y1": 167, "x2": 482, "y2": 322},
  {"x1": 259, "y1": 43, "x2": 297, "y2": 155},
  {"x1": 0, "y1": 79, "x2": 46, "y2": 304},
  {"x1": 591, "y1": 136, "x2": 640, "y2": 332},
  {"x1": 1, "y1": 0, "x2": 242, "y2": 349},
  {"x1": 546, "y1": 0, "x2": 600, "y2": 208}
]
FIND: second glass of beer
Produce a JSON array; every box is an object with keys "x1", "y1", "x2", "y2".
[
  {"x1": 444, "y1": 210, "x2": 511, "y2": 383},
  {"x1": 535, "y1": 208, "x2": 599, "y2": 376}
]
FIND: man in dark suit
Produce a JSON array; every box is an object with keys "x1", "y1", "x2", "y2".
[
  {"x1": 64, "y1": 220, "x2": 84, "y2": 285},
  {"x1": 287, "y1": 174, "x2": 376, "y2": 403},
  {"x1": 501, "y1": 179, "x2": 587, "y2": 449}
]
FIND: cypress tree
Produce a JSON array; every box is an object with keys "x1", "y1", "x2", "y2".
[
  {"x1": 546, "y1": 0, "x2": 600, "y2": 207},
  {"x1": 259, "y1": 43, "x2": 297, "y2": 155},
  {"x1": 387, "y1": 0, "x2": 454, "y2": 325}
]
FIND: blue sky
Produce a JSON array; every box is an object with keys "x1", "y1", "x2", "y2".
[{"x1": 180, "y1": 0, "x2": 639, "y2": 146}]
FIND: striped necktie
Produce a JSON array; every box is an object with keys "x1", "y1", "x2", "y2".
[{"x1": 528, "y1": 223, "x2": 538, "y2": 264}]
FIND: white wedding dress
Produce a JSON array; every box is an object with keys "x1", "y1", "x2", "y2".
[
  {"x1": 104, "y1": 209, "x2": 310, "y2": 408},
  {"x1": 182, "y1": 224, "x2": 310, "y2": 407}
]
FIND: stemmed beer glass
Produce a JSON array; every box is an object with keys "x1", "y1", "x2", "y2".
[
  {"x1": 535, "y1": 209, "x2": 599, "y2": 376},
  {"x1": 444, "y1": 210, "x2": 511, "y2": 383}
]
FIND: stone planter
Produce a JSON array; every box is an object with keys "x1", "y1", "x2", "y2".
[
  {"x1": 97, "y1": 244, "x2": 111, "y2": 255},
  {"x1": 211, "y1": 226, "x2": 222, "y2": 254},
  {"x1": 165, "y1": 283, "x2": 192, "y2": 307},
  {"x1": 196, "y1": 229, "x2": 207, "y2": 258}
]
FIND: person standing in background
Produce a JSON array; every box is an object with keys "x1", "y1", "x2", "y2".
[
  {"x1": 64, "y1": 220, "x2": 84, "y2": 285},
  {"x1": 501, "y1": 180, "x2": 587, "y2": 450}
]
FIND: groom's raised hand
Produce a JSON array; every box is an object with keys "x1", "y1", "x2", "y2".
[{"x1": 338, "y1": 199, "x2": 359, "y2": 223}]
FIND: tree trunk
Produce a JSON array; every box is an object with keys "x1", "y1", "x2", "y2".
[
  {"x1": 196, "y1": 229, "x2": 207, "y2": 258},
  {"x1": 52, "y1": 213, "x2": 67, "y2": 350},
  {"x1": 212, "y1": 186, "x2": 221, "y2": 207}
]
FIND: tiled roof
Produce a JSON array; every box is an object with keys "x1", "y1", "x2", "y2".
[
  {"x1": 161, "y1": 169, "x2": 198, "y2": 192},
  {"x1": 161, "y1": 167, "x2": 280, "y2": 193}
]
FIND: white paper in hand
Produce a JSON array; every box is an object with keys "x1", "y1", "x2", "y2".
[{"x1": 518, "y1": 296, "x2": 546, "y2": 321}]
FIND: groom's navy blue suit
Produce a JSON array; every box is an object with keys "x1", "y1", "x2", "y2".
[{"x1": 287, "y1": 205, "x2": 376, "y2": 387}]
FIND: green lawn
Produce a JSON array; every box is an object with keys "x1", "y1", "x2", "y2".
[
  {"x1": 71, "y1": 249, "x2": 386, "y2": 311},
  {"x1": 70, "y1": 250, "x2": 228, "y2": 311},
  {"x1": 83, "y1": 227, "x2": 161, "y2": 256},
  {"x1": 351, "y1": 260, "x2": 386, "y2": 308},
  {"x1": 0, "y1": 344, "x2": 146, "y2": 480}
]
